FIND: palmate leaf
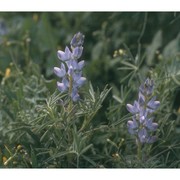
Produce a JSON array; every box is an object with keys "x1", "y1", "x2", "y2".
[
  {"x1": 71, "y1": 126, "x2": 93, "y2": 155},
  {"x1": 78, "y1": 83, "x2": 111, "y2": 131},
  {"x1": 116, "y1": 55, "x2": 139, "y2": 84},
  {"x1": 118, "y1": 61, "x2": 138, "y2": 71}
]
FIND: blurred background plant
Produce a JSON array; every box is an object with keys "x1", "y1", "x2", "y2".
[{"x1": 0, "y1": 12, "x2": 180, "y2": 168}]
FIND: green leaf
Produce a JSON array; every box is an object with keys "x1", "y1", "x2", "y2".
[
  {"x1": 81, "y1": 155, "x2": 97, "y2": 167},
  {"x1": 46, "y1": 151, "x2": 77, "y2": 162},
  {"x1": 30, "y1": 146, "x2": 38, "y2": 168},
  {"x1": 80, "y1": 144, "x2": 93, "y2": 155}
]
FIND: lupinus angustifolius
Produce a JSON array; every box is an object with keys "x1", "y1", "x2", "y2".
[{"x1": 54, "y1": 32, "x2": 86, "y2": 101}]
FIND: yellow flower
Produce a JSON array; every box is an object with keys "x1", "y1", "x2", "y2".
[
  {"x1": 113, "y1": 49, "x2": 126, "y2": 58},
  {"x1": 5, "y1": 68, "x2": 11, "y2": 78},
  {"x1": 17, "y1": 145, "x2": 22, "y2": 150},
  {"x1": 3, "y1": 156, "x2": 7, "y2": 164}
]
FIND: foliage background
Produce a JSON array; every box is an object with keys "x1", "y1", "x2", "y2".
[{"x1": 0, "y1": 12, "x2": 180, "y2": 168}]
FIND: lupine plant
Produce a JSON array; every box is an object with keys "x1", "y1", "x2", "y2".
[
  {"x1": 0, "y1": 13, "x2": 180, "y2": 168},
  {"x1": 127, "y1": 78, "x2": 160, "y2": 160},
  {"x1": 0, "y1": 31, "x2": 111, "y2": 168}
]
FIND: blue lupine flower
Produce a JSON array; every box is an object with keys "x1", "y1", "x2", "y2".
[
  {"x1": 126, "y1": 101, "x2": 140, "y2": 114},
  {"x1": 70, "y1": 32, "x2": 85, "y2": 48},
  {"x1": 54, "y1": 32, "x2": 86, "y2": 101},
  {"x1": 126, "y1": 78, "x2": 160, "y2": 144},
  {"x1": 139, "y1": 78, "x2": 154, "y2": 96},
  {"x1": 72, "y1": 47, "x2": 83, "y2": 60},
  {"x1": 54, "y1": 64, "x2": 66, "y2": 78},
  {"x1": 147, "y1": 96, "x2": 160, "y2": 113},
  {"x1": 57, "y1": 46, "x2": 71, "y2": 61},
  {"x1": 127, "y1": 117, "x2": 138, "y2": 134},
  {"x1": 138, "y1": 128, "x2": 147, "y2": 143},
  {"x1": 145, "y1": 117, "x2": 158, "y2": 131}
]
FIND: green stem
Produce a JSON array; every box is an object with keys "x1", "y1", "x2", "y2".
[
  {"x1": 68, "y1": 74, "x2": 73, "y2": 112},
  {"x1": 137, "y1": 138, "x2": 142, "y2": 160}
]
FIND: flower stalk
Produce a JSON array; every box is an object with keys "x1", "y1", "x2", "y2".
[
  {"x1": 126, "y1": 78, "x2": 160, "y2": 159},
  {"x1": 137, "y1": 138, "x2": 142, "y2": 160}
]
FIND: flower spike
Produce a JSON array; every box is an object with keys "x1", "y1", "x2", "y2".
[
  {"x1": 127, "y1": 78, "x2": 160, "y2": 144},
  {"x1": 54, "y1": 32, "x2": 86, "y2": 101}
]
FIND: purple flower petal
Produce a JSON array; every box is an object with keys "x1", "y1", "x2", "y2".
[
  {"x1": 139, "y1": 108, "x2": 148, "y2": 119},
  {"x1": 144, "y1": 78, "x2": 154, "y2": 95},
  {"x1": 138, "y1": 92, "x2": 145, "y2": 105},
  {"x1": 146, "y1": 118, "x2": 158, "y2": 131},
  {"x1": 57, "y1": 81, "x2": 68, "y2": 92},
  {"x1": 72, "y1": 93, "x2": 80, "y2": 101},
  {"x1": 72, "y1": 72, "x2": 82, "y2": 82},
  {"x1": 126, "y1": 101, "x2": 139, "y2": 114},
  {"x1": 70, "y1": 32, "x2": 84, "y2": 48},
  {"x1": 146, "y1": 136, "x2": 157, "y2": 143},
  {"x1": 72, "y1": 47, "x2": 83, "y2": 60},
  {"x1": 71, "y1": 88, "x2": 80, "y2": 101},
  {"x1": 68, "y1": 65, "x2": 74, "y2": 75},
  {"x1": 139, "y1": 83, "x2": 145, "y2": 94},
  {"x1": 54, "y1": 67, "x2": 66, "y2": 78},
  {"x1": 147, "y1": 96, "x2": 160, "y2": 110},
  {"x1": 57, "y1": 46, "x2": 71, "y2": 61},
  {"x1": 139, "y1": 115, "x2": 146, "y2": 124},
  {"x1": 127, "y1": 118, "x2": 138, "y2": 134},
  {"x1": 127, "y1": 119, "x2": 138, "y2": 129},
  {"x1": 70, "y1": 60, "x2": 79, "y2": 69},
  {"x1": 128, "y1": 128, "x2": 137, "y2": 135},
  {"x1": 76, "y1": 77, "x2": 86, "y2": 87},
  {"x1": 78, "y1": 60, "x2": 85, "y2": 70},
  {"x1": 151, "y1": 123, "x2": 158, "y2": 130},
  {"x1": 138, "y1": 128, "x2": 147, "y2": 143},
  {"x1": 139, "y1": 78, "x2": 154, "y2": 95},
  {"x1": 62, "y1": 77, "x2": 69, "y2": 88},
  {"x1": 126, "y1": 104, "x2": 134, "y2": 113}
]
